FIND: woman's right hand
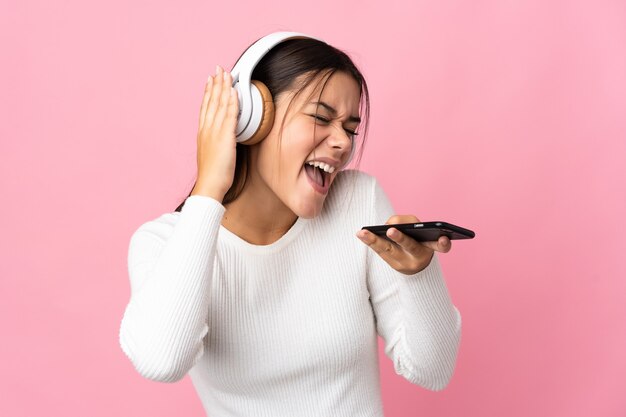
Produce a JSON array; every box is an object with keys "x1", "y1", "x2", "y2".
[{"x1": 191, "y1": 65, "x2": 239, "y2": 202}]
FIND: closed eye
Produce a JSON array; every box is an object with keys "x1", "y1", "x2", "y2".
[{"x1": 309, "y1": 115, "x2": 359, "y2": 137}]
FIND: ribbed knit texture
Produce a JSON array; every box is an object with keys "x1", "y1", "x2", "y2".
[{"x1": 119, "y1": 169, "x2": 462, "y2": 417}]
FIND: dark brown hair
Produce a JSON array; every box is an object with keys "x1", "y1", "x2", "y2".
[{"x1": 174, "y1": 37, "x2": 370, "y2": 212}]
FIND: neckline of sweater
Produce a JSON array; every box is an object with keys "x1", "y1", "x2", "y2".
[{"x1": 218, "y1": 216, "x2": 311, "y2": 254}]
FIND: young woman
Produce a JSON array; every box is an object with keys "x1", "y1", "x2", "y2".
[{"x1": 119, "y1": 33, "x2": 462, "y2": 417}]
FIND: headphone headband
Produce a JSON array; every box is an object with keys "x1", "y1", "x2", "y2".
[
  {"x1": 231, "y1": 32, "x2": 324, "y2": 86},
  {"x1": 231, "y1": 32, "x2": 324, "y2": 142}
]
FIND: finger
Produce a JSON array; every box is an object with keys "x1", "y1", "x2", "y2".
[
  {"x1": 356, "y1": 229, "x2": 402, "y2": 267},
  {"x1": 420, "y1": 236, "x2": 452, "y2": 253},
  {"x1": 213, "y1": 70, "x2": 233, "y2": 131},
  {"x1": 386, "y1": 226, "x2": 435, "y2": 270},
  {"x1": 204, "y1": 65, "x2": 224, "y2": 130},
  {"x1": 386, "y1": 215, "x2": 419, "y2": 225},
  {"x1": 224, "y1": 85, "x2": 239, "y2": 132},
  {"x1": 385, "y1": 227, "x2": 429, "y2": 256},
  {"x1": 198, "y1": 75, "x2": 213, "y2": 130}
]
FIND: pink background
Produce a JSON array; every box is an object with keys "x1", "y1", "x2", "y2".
[{"x1": 2, "y1": 0, "x2": 625, "y2": 416}]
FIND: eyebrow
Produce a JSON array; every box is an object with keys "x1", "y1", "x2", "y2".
[{"x1": 309, "y1": 101, "x2": 361, "y2": 123}]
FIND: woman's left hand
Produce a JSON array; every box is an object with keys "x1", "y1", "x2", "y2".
[{"x1": 356, "y1": 215, "x2": 452, "y2": 275}]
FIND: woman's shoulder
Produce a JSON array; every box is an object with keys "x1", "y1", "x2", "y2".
[{"x1": 129, "y1": 211, "x2": 180, "y2": 245}]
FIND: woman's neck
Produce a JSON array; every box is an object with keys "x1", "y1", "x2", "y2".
[{"x1": 221, "y1": 177, "x2": 298, "y2": 246}]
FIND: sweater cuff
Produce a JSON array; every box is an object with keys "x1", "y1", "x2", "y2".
[
  {"x1": 174, "y1": 195, "x2": 226, "y2": 236},
  {"x1": 182, "y1": 194, "x2": 225, "y2": 213}
]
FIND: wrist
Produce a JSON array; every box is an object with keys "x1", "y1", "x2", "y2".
[{"x1": 190, "y1": 181, "x2": 226, "y2": 202}]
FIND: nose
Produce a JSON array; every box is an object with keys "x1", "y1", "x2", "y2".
[{"x1": 325, "y1": 124, "x2": 354, "y2": 157}]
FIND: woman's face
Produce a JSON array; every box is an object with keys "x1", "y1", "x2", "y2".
[{"x1": 249, "y1": 70, "x2": 362, "y2": 219}]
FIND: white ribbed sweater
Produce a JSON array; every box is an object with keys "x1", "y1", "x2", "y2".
[{"x1": 119, "y1": 170, "x2": 462, "y2": 417}]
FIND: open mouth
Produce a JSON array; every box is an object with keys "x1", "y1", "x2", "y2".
[{"x1": 303, "y1": 161, "x2": 334, "y2": 193}]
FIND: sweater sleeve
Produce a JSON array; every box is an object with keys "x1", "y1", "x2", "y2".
[
  {"x1": 118, "y1": 195, "x2": 225, "y2": 383},
  {"x1": 365, "y1": 178, "x2": 462, "y2": 391}
]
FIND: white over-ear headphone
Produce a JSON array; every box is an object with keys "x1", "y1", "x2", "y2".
[
  {"x1": 230, "y1": 31, "x2": 325, "y2": 144},
  {"x1": 229, "y1": 31, "x2": 357, "y2": 166}
]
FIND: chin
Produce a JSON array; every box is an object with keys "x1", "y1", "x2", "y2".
[
  {"x1": 293, "y1": 199, "x2": 325, "y2": 219},
  {"x1": 288, "y1": 176, "x2": 333, "y2": 218}
]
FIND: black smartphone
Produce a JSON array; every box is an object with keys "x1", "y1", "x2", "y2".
[{"x1": 361, "y1": 221, "x2": 475, "y2": 242}]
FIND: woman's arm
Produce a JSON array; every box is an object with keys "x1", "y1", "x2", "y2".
[
  {"x1": 120, "y1": 66, "x2": 239, "y2": 382},
  {"x1": 119, "y1": 195, "x2": 225, "y2": 383},
  {"x1": 363, "y1": 178, "x2": 462, "y2": 391}
]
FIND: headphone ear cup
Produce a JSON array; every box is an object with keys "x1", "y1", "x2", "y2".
[{"x1": 241, "y1": 80, "x2": 275, "y2": 145}]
